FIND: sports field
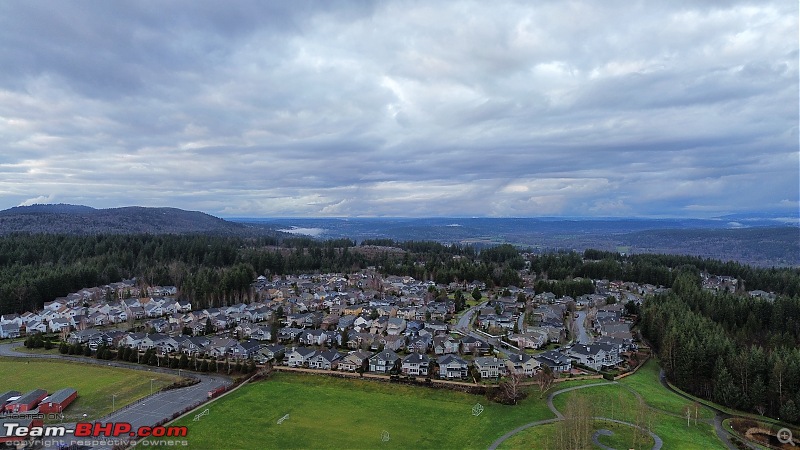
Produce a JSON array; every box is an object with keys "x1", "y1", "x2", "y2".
[{"x1": 0, "y1": 358, "x2": 179, "y2": 421}]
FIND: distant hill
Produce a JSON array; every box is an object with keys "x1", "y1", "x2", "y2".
[{"x1": 0, "y1": 204, "x2": 274, "y2": 236}]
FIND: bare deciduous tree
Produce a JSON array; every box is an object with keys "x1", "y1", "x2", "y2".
[
  {"x1": 535, "y1": 365, "x2": 554, "y2": 397},
  {"x1": 499, "y1": 371, "x2": 525, "y2": 404},
  {"x1": 560, "y1": 394, "x2": 592, "y2": 449}
]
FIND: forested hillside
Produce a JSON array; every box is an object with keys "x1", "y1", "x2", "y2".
[
  {"x1": 0, "y1": 204, "x2": 267, "y2": 235},
  {"x1": 641, "y1": 273, "x2": 800, "y2": 423}
]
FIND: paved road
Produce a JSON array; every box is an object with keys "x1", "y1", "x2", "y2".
[
  {"x1": 456, "y1": 301, "x2": 486, "y2": 331},
  {"x1": 487, "y1": 381, "x2": 663, "y2": 450},
  {"x1": 574, "y1": 310, "x2": 590, "y2": 344},
  {"x1": 0, "y1": 343, "x2": 231, "y2": 449}
]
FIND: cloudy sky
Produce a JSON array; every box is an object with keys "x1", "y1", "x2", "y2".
[{"x1": 0, "y1": 1, "x2": 797, "y2": 218}]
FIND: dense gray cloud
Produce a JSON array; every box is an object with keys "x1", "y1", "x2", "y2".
[{"x1": 0, "y1": 0, "x2": 796, "y2": 218}]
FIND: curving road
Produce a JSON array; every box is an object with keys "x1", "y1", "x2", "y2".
[
  {"x1": 0, "y1": 343, "x2": 231, "y2": 449},
  {"x1": 488, "y1": 381, "x2": 663, "y2": 450}
]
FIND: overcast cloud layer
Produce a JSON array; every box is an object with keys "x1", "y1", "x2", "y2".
[{"x1": 0, "y1": 0, "x2": 797, "y2": 218}]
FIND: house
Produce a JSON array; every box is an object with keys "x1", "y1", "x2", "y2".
[
  {"x1": 599, "y1": 322, "x2": 630, "y2": 337},
  {"x1": 205, "y1": 337, "x2": 238, "y2": 358},
  {"x1": 433, "y1": 336, "x2": 460, "y2": 355},
  {"x1": 506, "y1": 354, "x2": 540, "y2": 377},
  {"x1": 228, "y1": 340, "x2": 261, "y2": 360},
  {"x1": 369, "y1": 316, "x2": 388, "y2": 335},
  {"x1": 460, "y1": 335, "x2": 491, "y2": 355},
  {"x1": 595, "y1": 335, "x2": 637, "y2": 354},
  {"x1": 338, "y1": 350, "x2": 371, "y2": 372},
  {"x1": 509, "y1": 332, "x2": 546, "y2": 350},
  {"x1": 375, "y1": 335, "x2": 406, "y2": 352},
  {"x1": 5, "y1": 389, "x2": 47, "y2": 413},
  {"x1": 438, "y1": 354, "x2": 470, "y2": 380},
  {"x1": 309, "y1": 350, "x2": 343, "y2": 370},
  {"x1": 0, "y1": 323, "x2": 20, "y2": 339},
  {"x1": 256, "y1": 344, "x2": 286, "y2": 364},
  {"x1": 386, "y1": 318, "x2": 407, "y2": 335},
  {"x1": 337, "y1": 315, "x2": 357, "y2": 330},
  {"x1": 299, "y1": 329, "x2": 328, "y2": 347},
  {"x1": 25, "y1": 320, "x2": 48, "y2": 334},
  {"x1": 177, "y1": 336, "x2": 210, "y2": 356},
  {"x1": 352, "y1": 316, "x2": 372, "y2": 333},
  {"x1": 48, "y1": 318, "x2": 71, "y2": 333},
  {"x1": 566, "y1": 343, "x2": 621, "y2": 371},
  {"x1": 474, "y1": 357, "x2": 505, "y2": 380},
  {"x1": 407, "y1": 334, "x2": 432, "y2": 353},
  {"x1": 250, "y1": 326, "x2": 272, "y2": 342},
  {"x1": 535, "y1": 350, "x2": 572, "y2": 373},
  {"x1": 38, "y1": 388, "x2": 78, "y2": 414},
  {"x1": 346, "y1": 332, "x2": 377, "y2": 350},
  {"x1": 277, "y1": 327, "x2": 304, "y2": 344},
  {"x1": 368, "y1": 350, "x2": 401, "y2": 374},
  {"x1": 401, "y1": 353, "x2": 430, "y2": 376},
  {"x1": 285, "y1": 347, "x2": 317, "y2": 367}
]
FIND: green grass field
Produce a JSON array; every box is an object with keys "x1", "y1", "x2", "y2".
[
  {"x1": 620, "y1": 359, "x2": 714, "y2": 420},
  {"x1": 173, "y1": 373, "x2": 561, "y2": 449},
  {"x1": 172, "y1": 360, "x2": 730, "y2": 450},
  {"x1": 0, "y1": 358, "x2": 179, "y2": 421}
]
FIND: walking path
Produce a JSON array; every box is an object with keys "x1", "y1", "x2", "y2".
[
  {"x1": 657, "y1": 370, "x2": 760, "y2": 450},
  {"x1": 488, "y1": 381, "x2": 663, "y2": 450}
]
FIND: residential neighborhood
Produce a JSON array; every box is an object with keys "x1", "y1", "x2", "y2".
[{"x1": 0, "y1": 267, "x2": 684, "y2": 384}]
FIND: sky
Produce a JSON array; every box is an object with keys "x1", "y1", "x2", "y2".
[{"x1": 0, "y1": 1, "x2": 797, "y2": 218}]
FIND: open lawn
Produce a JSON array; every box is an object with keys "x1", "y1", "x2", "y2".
[
  {"x1": 174, "y1": 373, "x2": 561, "y2": 449},
  {"x1": 620, "y1": 359, "x2": 714, "y2": 420},
  {"x1": 499, "y1": 420, "x2": 655, "y2": 450},
  {"x1": 0, "y1": 358, "x2": 179, "y2": 421},
  {"x1": 174, "y1": 364, "x2": 729, "y2": 449}
]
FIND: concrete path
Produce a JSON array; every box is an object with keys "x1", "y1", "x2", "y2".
[
  {"x1": 488, "y1": 381, "x2": 664, "y2": 450},
  {"x1": 658, "y1": 369, "x2": 760, "y2": 450}
]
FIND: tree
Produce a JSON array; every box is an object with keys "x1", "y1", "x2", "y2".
[
  {"x1": 498, "y1": 371, "x2": 526, "y2": 405},
  {"x1": 204, "y1": 317, "x2": 213, "y2": 335},
  {"x1": 560, "y1": 394, "x2": 592, "y2": 449},
  {"x1": 535, "y1": 366, "x2": 554, "y2": 397},
  {"x1": 472, "y1": 287, "x2": 482, "y2": 302},
  {"x1": 179, "y1": 353, "x2": 189, "y2": 369},
  {"x1": 780, "y1": 400, "x2": 799, "y2": 424}
]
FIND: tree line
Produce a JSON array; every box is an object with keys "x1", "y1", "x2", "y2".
[{"x1": 640, "y1": 271, "x2": 800, "y2": 423}]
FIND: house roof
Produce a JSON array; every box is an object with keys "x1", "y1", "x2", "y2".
[
  {"x1": 437, "y1": 354, "x2": 468, "y2": 366},
  {"x1": 12, "y1": 389, "x2": 47, "y2": 405},
  {"x1": 0, "y1": 391, "x2": 21, "y2": 405},
  {"x1": 370, "y1": 350, "x2": 400, "y2": 362},
  {"x1": 403, "y1": 353, "x2": 430, "y2": 364},
  {"x1": 43, "y1": 388, "x2": 77, "y2": 404}
]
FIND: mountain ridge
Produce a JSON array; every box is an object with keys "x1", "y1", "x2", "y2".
[{"x1": 0, "y1": 204, "x2": 272, "y2": 236}]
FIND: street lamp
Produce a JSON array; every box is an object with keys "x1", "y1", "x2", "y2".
[
  {"x1": 112, "y1": 394, "x2": 117, "y2": 412},
  {"x1": 150, "y1": 379, "x2": 155, "y2": 396}
]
